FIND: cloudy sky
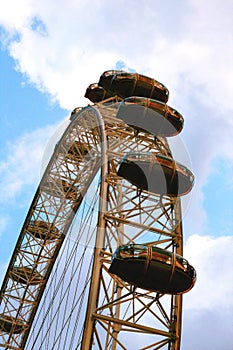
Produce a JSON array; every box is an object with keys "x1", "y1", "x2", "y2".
[{"x1": 0, "y1": 0, "x2": 232, "y2": 349}]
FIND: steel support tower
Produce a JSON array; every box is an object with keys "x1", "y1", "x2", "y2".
[{"x1": 0, "y1": 71, "x2": 195, "y2": 350}]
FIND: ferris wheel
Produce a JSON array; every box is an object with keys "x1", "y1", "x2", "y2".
[{"x1": 0, "y1": 70, "x2": 196, "y2": 350}]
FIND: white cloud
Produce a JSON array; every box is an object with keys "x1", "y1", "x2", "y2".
[
  {"x1": 0, "y1": 0, "x2": 33, "y2": 33},
  {"x1": 1, "y1": 0, "x2": 232, "y2": 180},
  {"x1": 184, "y1": 234, "x2": 233, "y2": 310},
  {"x1": 0, "y1": 120, "x2": 66, "y2": 202},
  {"x1": 182, "y1": 234, "x2": 233, "y2": 349},
  {"x1": 182, "y1": 307, "x2": 232, "y2": 350},
  {"x1": 0, "y1": 0, "x2": 232, "y2": 110}
]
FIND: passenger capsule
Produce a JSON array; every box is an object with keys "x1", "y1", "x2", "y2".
[
  {"x1": 65, "y1": 141, "x2": 90, "y2": 161},
  {"x1": 109, "y1": 244, "x2": 196, "y2": 294},
  {"x1": 117, "y1": 97, "x2": 184, "y2": 137},
  {"x1": 27, "y1": 220, "x2": 59, "y2": 240},
  {"x1": 0, "y1": 314, "x2": 26, "y2": 334},
  {"x1": 99, "y1": 70, "x2": 169, "y2": 103},
  {"x1": 98, "y1": 70, "x2": 124, "y2": 91},
  {"x1": 117, "y1": 153, "x2": 194, "y2": 197},
  {"x1": 10, "y1": 266, "x2": 43, "y2": 285},
  {"x1": 42, "y1": 179, "x2": 77, "y2": 200},
  {"x1": 84, "y1": 83, "x2": 114, "y2": 103},
  {"x1": 70, "y1": 107, "x2": 82, "y2": 118}
]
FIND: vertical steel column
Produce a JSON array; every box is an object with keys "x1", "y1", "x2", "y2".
[
  {"x1": 81, "y1": 107, "x2": 109, "y2": 349},
  {"x1": 172, "y1": 198, "x2": 183, "y2": 350},
  {"x1": 111, "y1": 182, "x2": 123, "y2": 350}
]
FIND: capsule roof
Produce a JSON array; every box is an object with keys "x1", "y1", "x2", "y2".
[
  {"x1": 84, "y1": 83, "x2": 114, "y2": 103},
  {"x1": 99, "y1": 70, "x2": 169, "y2": 103}
]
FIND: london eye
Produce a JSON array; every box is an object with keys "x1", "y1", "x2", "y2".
[{"x1": 0, "y1": 70, "x2": 196, "y2": 349}]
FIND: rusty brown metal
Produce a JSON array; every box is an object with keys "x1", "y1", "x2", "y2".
[{"x1": 0, "y1": 96, "x2": 193, "y2": 349}]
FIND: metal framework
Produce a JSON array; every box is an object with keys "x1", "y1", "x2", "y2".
[{"x1": 0, "y1": 98, "x2": 190, "y2": 349}]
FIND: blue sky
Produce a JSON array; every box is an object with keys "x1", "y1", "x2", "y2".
[
  {"x1": 0, "y1": 0, "x2": 232, "y2": 349},
  {"x1": 0, "y1": 48, "x2": 68, "y2": 261}
]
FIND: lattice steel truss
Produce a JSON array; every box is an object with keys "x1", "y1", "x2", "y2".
[{"x1": 0, "y1": 100, "x2": 186, "y2": 350}]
